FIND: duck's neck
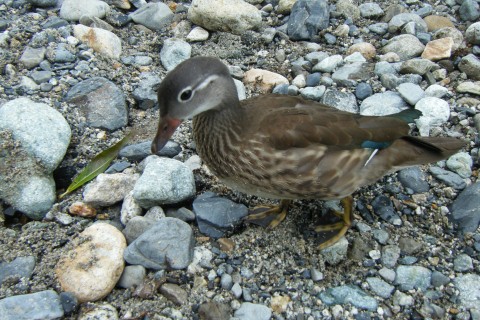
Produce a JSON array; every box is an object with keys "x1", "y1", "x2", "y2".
[{"x1": 192, "y1": 95, "x2": 244, "y2": 177}]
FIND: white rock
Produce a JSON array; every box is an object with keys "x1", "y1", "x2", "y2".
[
  {"x1": 120, "y1": 191, "x2": 143, "y2": 225},
  {"x1": 186, "y1": 26, "x2": 209, "y2": 42},
  {"x1": 425, "y1": 84, "x2": 449, "y2": 98},
  {"x1": 188, "y1": 0, "x2": 262, "y2": 35},
  {"x1": 414, "y1": 97, "x2": 450, "y2": 136},
  {"x1": 83, "y1": 173, "x2": 139, "y2": 206},
  {"x1": 60, "y1": 0, "x2": 110, "y2": 21},
  {"x1": 243, "y1": 69, "x2": 289, "y2": 93},
  {"x1": 313, "y1": 55, "x2": 343, "y2": 72},
  {"x1": 56, "y1": 223, "x2": 126, "y2": 303},
  {"x1": 292, "y1": 74, "x2": 306, "y2": 88},
  {"x1": 73, "y1": 25, "x2": 122, "y2": 59},
  {"x1": 78, "y1": 303, "x2": 119, "y2": 320}
]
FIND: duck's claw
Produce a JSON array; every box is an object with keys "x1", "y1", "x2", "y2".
[
  {"x1": 245, "y1": 199, "x2": 291, "y2": 229},
  {"x1": 314, "y1": 196, "x2": 353, "y2": 250}
]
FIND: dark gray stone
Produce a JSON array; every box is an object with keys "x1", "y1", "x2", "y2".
[
  {"x1": 332, "y1": 62, "x2": 373, "y2": 87},
  {"x1": 0, "y1": 256, "x2": 35, "y2": 285},
  {"x1": 459, "y1": 0, "x2": 480, "y2": 21},
  {"x1": 120, "y1": 141, "x2": 181, "y2": 162},
  {"x1": 287, "y1": 0, "x2": 330, "y2": 41},
  {"x1": 193, "y1": 192, "x2": 248, "y2": 238},
  {"x1": 65, "y1": 77, "x2": 128, "y2": 131},
  {"x1": 371, "y1": 195, "x2": 402, "y2": 226},
  {"x1": 306, "y1": 72, "x2": 321, "y2": 86},
  {"x1": 42, "y1": 16, "x2": 69, "y2": 29},
  {"x1": 449, "y1": 182, "x2": 480, "y2": 233},
  {"x1": 0, "y1": 290, "x2": 64, "y2": 320},
  {"x1": 166, "y1": 207, "x2": 195, "y2": 222},
  {"x1": 429, "y1": 166, "x2": 466, "y2": 190},
  {"x1": 132, "y1": 72, "x2": 161, "y2": 110},
  {"x1": 117, "y1": 265, "x2": 146, "y2": 288},
  {"x1": 398, "y1": 167, "x2": 429, "y2": 193},
  {"x1": 355, "y1": 82, "x2": 373, "y2": 100},
  {"x1": 30, "y1": 70, "x2": 53, "y2": 84},
  {"x1": 124, "y1": 217, "x2": 195, "y2": 270},
  {"x1": 59, "y1": 292, "x2": 77, "y2": 316},
  {"x1": 431, "y1": 271, "x2": 450, "y2": 287}
]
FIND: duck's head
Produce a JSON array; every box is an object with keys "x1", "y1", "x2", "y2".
[{"x1": 151, "y1": 56, "x2": 237, "y2": 154}]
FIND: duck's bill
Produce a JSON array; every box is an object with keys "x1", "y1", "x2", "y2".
[{"x1": 151, "y1": 116, "x2": 182, "y2": 154}]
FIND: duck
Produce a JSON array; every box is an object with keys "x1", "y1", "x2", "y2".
[{"x1": 151, "y1": 56, "x2": 464, "y2": 249}]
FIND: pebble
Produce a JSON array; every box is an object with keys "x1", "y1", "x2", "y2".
[
  {"x1": 319, "y1": 236, "x2": 348, "y2": 265},
  {"x1": 397, "y1": 82, "x2": 425, "y2": 105},
  {"x1": 332, "y1": 62, "x2": 371, "y2": 87},
  {"x1": 132, "y1": 156, "x2": 195, "y2": 208},
  {"x1": 286, "y1": 0, "x2": 329, "y2": 40},
  {"x1": 231, "y1": 283, "x2": 242, "y2": 298},
  {"x1": 453, "y1": 254, "x2": 474, "y2": 272},
  {"x1": 19, "y1": 46, "x2": 46, "y2": 69},
  {"x1": 186, "y1": 26, "x2": 209, "y2": 42},
  {"x1": 400, "y1": 58, "x2": 438, "y2": 75},
  {"x1": 73, "y1": 25, "x2": 121, "y2": 59},
  {"x1": 56, "y1": 223, "x2": 126, "y2": 302},
  {"x1": 398, "y1": 237, "x2": 422, "y2": 255},
  {"x1": 321, "y1": 89, "x2": 358, "y2": 113},
  {"x1": 453, "y1": 274, "x2": 480, "y2": 309},
  {"x1": 369, "y1": 22, "x2": 388, "y2": 35},
  {"x1": 382, "y1": 34, "x2": 425, "y2": 61},
  {"x1": 312, "y1": 54, "x2": 343, "y2": 73},
  {"x1": 372, "y1": 229, "x2": 389, "y2": 245},
  {"x1": 83, "y1": 173, "x2": 138, "y2": 206},
  {"x1": 367, "y1": 277, "x2": 394, "y2": 298},
  {"x1": 120, "y1": 140, "x2": 180, "y2": 161},
  {"x1": 78, "y1": 303, "x2": 118, "y2": 320},
  {"x1": 130, "y1": 2, "x2": 173, "y2": 30},
  {"x1": 388, "y1": 13, "x2": 427, "y2": 34},
  {"x1": 425, "y1": 84, "x2": 449, "y2": 98},
  {"x1": 359, "y1": 3, "x2": 384, "y2": 18},
  {"x1": 244, "y1": 68, "x2": 289, "y2": 93},
  {"x1": 198, "y1": 301, "x2": 231, "y2": 320},
  {"x1": 381, "y1": 245, "x2": 401, "y2": 268},
  {"x1": 0, "y1": 256, "x2": 35, "y2": 285},
  {"x1": 421, "y1": 37, "x2": 454, "y2": 61},
  {"x1": 458, "y1": 54, "x2": 480, "y2": 81},
  {"x1": 431, "y1": 271, "x2": 450, "y2": 287},
  {"x1": 0, "y1": 98, "x2": 70, "y2": 219},
  {"x1": 398, "y1": 167, "x2": 429, "y2": 193},
  {"x1": 424, "y1": 15, "x2": 454, "y2": 31},
  {"x1": 117, "y1": 265, "x2": 146, "y2": 288},
  {"x1": 355, "y1": 82, "x2": 373, "y2": 99},
  {"x1": 414, "y1": 97, "x2": 450, "y2": 136},
  {"x1": 160, "y1": 283, "x2": 188, "y2": 305},
  {"x1": 378, "y1": 267, "x2": 396, "y2": 283},
  {"x1": 299, "y1": 86, "x2": 325, "y2": 101},
  {"x1": 160, "y1": 38, "x2": 192, "y2": 71},
  {"x1": 429, "y1": 166, "x2": 466, "y2": 190},
  {"x1": 394, "y1": 265, "x2": 432, "y2": 291},
  {"x1": 456, "y1": 81, "x2": 480, "y2": 96},
  {"x1": 132, "y1": 72, "x2": 161, "y2": 109},
  {"x1": 220, "y1": 273, "x2": 233, "y2": 290},
  {"x1": 459, "y1": 0, "x2": 480, "y2": 22},
  {"x1": 193, "y1": 192, "x2": 248, "y2": 238},
  {"x1": 65, "y1": 77, "x2": 128, "y2": 130},
  {"x1": 60, "y1": 0, "x2": 110, "y2": 21},
  {"x1": 120, "y1": 191, "x2": 143, "y2": 225},
  {"x1": 59, "y1": 292, "x2": 78, "y2": 316},
  {"x1": 234, "y1": 302, "x2": 272, "y2": 320},
  {"x1": 433, "y1": 27, "x2": 464, "y2": 51},
  {"x1": 124, "y1": 217, "x2": 194, "y2": 270},
  {"x1": 446, "y1": 152, "x2": 473, "y2": 178},
  {"x1": 465, "y1": 21, "x2": 480, "y2": 45},
  {"x1": 360, "y1": 91, "x2": 407, "y2": 116},
  {"x1": 0, "y1": 290, "x2": 64, "y2": 320},
  {"x1": 320, "y1": 285, "x2": 378, "y2": 311},
  {"x1": 449, "y1": 182, "x2": 480, "y2": 233},
  {"x1": 188, "y1": 0, "x2": 262, "y2": 35},
  {"x1": 122, "y1": 216, "x2": 156, "y2": 243},
  {"x1": 393, "y1": 290, "x2": 414, "y2": 306},
  {"x1": 347, "y1": 42, "x2": 376, "y2": 60}
]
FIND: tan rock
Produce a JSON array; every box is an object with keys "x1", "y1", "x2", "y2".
[
  {"x1": 457, "y1": 81, "x2": 480, "y2": 95},
  {"x1": 83, "y1": 173, "x2": 139, "y2": 206},
  {"x1": 271, "y1": 295, "x2": 291, "y2": 314},
  {"x1": 112, "y1": 0, "x2": 130, "y2": 9},
  {"x1": 73, "y1": 25, "x2": 122, "y2": 59},
  {"x1": 68, "y1": 201, "x2": 96, "y2": 218},
  {"x1": 424, "y1": 15, "x2": 454, "y2": 31},
  {"x1": 56, "y1": 223, "x2": 126, "y2": 303},
  {"x1": 347, "y1": 42, "x2": 376, "y2": 60},
  {"x1": 421, "y1": 37, "x2": 454, "y2": 61},
  {"x1": 277, "y1": 0, "x2": 296, "y2": 14},
  {"x1": 244, "y1": 69, "x2": 289, "y2": 93}
]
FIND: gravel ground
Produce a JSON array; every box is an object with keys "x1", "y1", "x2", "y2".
[{"x1": 0, "y1": 0, "x2": 479, "y2": 319}]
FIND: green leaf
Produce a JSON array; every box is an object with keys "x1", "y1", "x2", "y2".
[{"x1": 59, "y1": 130, "x2": 135, "y2": 199}]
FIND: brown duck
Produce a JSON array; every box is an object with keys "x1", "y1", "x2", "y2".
[{"x1": 152, "y1": 56, "x2": 464, "y2": 249}]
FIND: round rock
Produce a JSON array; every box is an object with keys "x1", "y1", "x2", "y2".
[{"x1": 56, "y1": 223, "x2": 127, "y2": 303}]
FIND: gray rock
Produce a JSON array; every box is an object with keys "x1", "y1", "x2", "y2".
[
  {"x1": 305, "y1": 73, "x2": 321, "y2": 87},
  {"x1": 122, "y1": 216, "x2": 155, "y2": 243},
  {"x1": 321, "y1": 89, "x2": 358, "y2": 113},
  {"x1": 429, "y1": 166, "x2": 466, "y2": 190},
  {"x1": 414, "y1": 97, "x2": 450, "y2": 136},
  {"x1": 65, "y1": 77, "x2": 128, "y2": 131},
  {"x1": 0, "y1": 290, "x2": 64, "y2": 320},
  {"x1": 453, "y1": 273, "x2": 480, "y2": 309},
  {"x1": 30, "y1": 70, "x2": 52, "y2": 84},
  {"x1": 311, "y1": 268, "x2": 324, "y2": 281},
  {"x1": 0, "y1": 256, "x2": 36, "y2": 285},
  {"x1": 372, "y1": 229, "x2": 389, "y2": 245},
  {"x1": 454, "y1": 254, "x2": 473, "y2": 272},
  {"x1": 382, "y1": 34, "x2": 425, "y2": 61},
  {"x1": 313, "y1": 54, "x2": 343, "y2": 72},
  {"x1": 393, "y1": 290, "x2": 414, "y2": 306},
  {"x1": 459, "y1": 0, "x2": 480, "y2": 22},
  {"x1": 398, "y1": 167, "x2": 430, "y2": 193},
  {"x1": 120, "y1": 141, "x2": 181, "y2": 162},
  {"x1": 19, "y1": 76, "x2": 39, "y2": 92},
  {"x1": 299, "y1": 86, "x2": 326, "y2": 101},
  {"x1": 198, "y1": 301, "x2": 232, "y2": 320},
  {"x1": 320, "y1": 236, "x2": 348, "y2": 265},
  {"x1": 231, "y1": 283, "x2": 242, "y2": 298},
  {"x1": 83, "y1": 173, "x2": 138, "y2": 206},
  {"x1": 133, "y1": 156, "x2": 195, "y2": 208},
  {"x1": 319, "y1": 285, "x2": 378, "y2": 311},
  {"x1": 46, "y1": 43, "x2": 76, "y2": 63},
  {"x1": 374, "y1": 61, "x2": 397, "y2": 75},
  {"x1": 398, "y1": 237, "x2": 422, "y2": 255},
  {"x1": 397, "y1": 83, "x2": 425, "y2": 106},
  {"x1": 355, "y1": 82, "x2": 373, "y2": 100},
  {"x1": 372, "y1": 195, "x2": 401, "y2": 226},
  {"x1": 124, "y1": 217, "x2": 194, "y2": 270},
  {"x1": 132, "y1": 72, "x2": 161, "y2": 110},
  {"x1": 59, "y1": 292, "x2": 77, "y2": 316},
  {"x1": 431, "y1": 271, "x2": 450, "y2": 287},
  {"x1": 27, "y1": 0, "x2": 58, "y2": 7},
  {"x1": 388, "y1": 13, "x2": 428, "y2": 34},
  {"x1": 425, "y1": 84, "x2": 449, "y2": 98},
  {"x1": 332, "y1": 62, "x2": 372, "y2": 87},
  {"x1": 381, "y1": 245, "x2": 401, "y2": 268},
  {"x1": 60, "y1": 0, "x2": 110, "y2": 21},
  {"x1": 287, "y1": 0, "x2": 330, "y2": 41},
  {"x1": 466, "y1": 22, "x2": 480, "y2": 45},
  {"x1": 42, "y1": 16, "x2": 69, "y2": 29},
  {"x1": 446, "y1": 152, "x2": 473, "y2": 178},
  {"x1": 0, "y1": 98, "x2": 70, "y2": 219},
  {"x1": 367, "y1": 277, "x2": 394, "y2": 298},
  {"x1": 160, "y1": 38, "x2": 192, "y2": 71},
  {"x1": 395, "y1": 265, "x2": 432, "y2": 291},
  {"x1": 414, "y1": 4, "x2": 433, "y2": 17},
  {"x1": 458, "y1": 54, "x2": 480, "y2": 81},
  {"x1": 359, "y1": 3, "x2": 384, "y2": 18},
  {"x1": 221, "y1": 273, "x2": 233, "y2": 290},
  {"x1": 19, "y1": 46, "x2": 46, "y2": 69},
  {"x1": 130, "y1": 2, "x2": 173, "y2": 30},
  {"x1": 165, "y1": 207, "x2": 195, "y2": 222},
  {"x1": 305, "y1": 51, "x2": 329, "y2": 64},
  {"x1": 234, "y1": 302, "x2": 272, "y2": 320},
  {"x1": 369, "y1": 22, "x2": 388, "y2": 35},
  {"x1": 117, "y1": 265, "x2": 146, "y2": 288},
  {"x1": 449, "y1": 182, "x2": 480, "y2": 233},
  {"x1": 400, "y1": 59, "x2": 438, "y2": 75},
  {"x1": 360, "y1": 91, "x2": 407, "y2": 116},
  {"x1": 160, "y1": 283, "x2": 188, "y2": 305},
  {"x1": 193, "y1": 192, "x2": 248, "y2": 238},
  {"x1": 378, "y1": 267, "x2": 396, "y2": 282}
]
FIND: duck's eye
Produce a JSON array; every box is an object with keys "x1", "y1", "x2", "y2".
[{"x1": 178, "y1": 88, "x2": 193, "y2": 102}]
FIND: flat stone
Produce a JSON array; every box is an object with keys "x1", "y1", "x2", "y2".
[
  {"x1": 234, "y1": 302, "x2": 272, "y2": 320},
  {"x1": 360, "y1": 91, "x2": 407, "y2": 116},
  {"x1": 123, "y1": 217, "x2": 195, "y2": 270},
  {"x1": 198, "y1": 302, "x2": 231, "y2": 320},
  {"x1": 73, "y1": 25, "x2": 122, "y2": 59},
  {"x1": 367, "y1": 277, "x2": 394, "y2": 298},
  {"x1": 382, "y1": 34, "x2": 425, "y2": 61},
  {"x1": 0, "y1": 256, "x2": 36, "y2": 285},
  {"x1": 188, "y1": 0, "x2": 262, "y2": 35},
  {"x1": 458, "y1": 54, "x2": 480, "y2": 81},
  {"x1": 359, "y1": 3, "x2": 384, "y2": 18},
  {"x1": 421, "y1": 37, "x2": 454, "y2": 61},
  {"x1": 414, "y1": 97, "x2": 450, "y2": 136},
  {"x1": 319, "y1": 285, "x2": 378, "y2": 311},
  {"x1": 395, "y1": 265, "x2": 432, "y2": 291},
  {"x1": 429, "y1": 166, "x2": 466, "y2": 190},
  {"x1": 244, "y1": 68, "x2": 289, "y2": 93},
  {"x1": 433, "y1": 27, "x2": 464, "y2": 51},
  {"x1": 449, "y1": 182, "x2": 480, "y2": 233},
  {"x1": 160, "y1": 283, "x2": 188, "y2": 305},
  {"x1": 287, "y1": 0, "x2": 329, "y2": 41},
  {"x1": 65, "y1": 77, "x2": 128, "y2": 130},
  {"x1": 186, "y1": 26, "x2": 209, "y2": 42},
  {"x1": 400, "y1": 58, "x2": 438, "y2": 75},
  {"x1": 388, "y1": 13, "x2": 428, "y2": 34},
  {"x1": 423, "y1": 15, "x2": 454, "y2": 31},
  {"x1": 397, "y1": 82, "x2": 425, "y2": 105},
  {"x1": 454, "y1": 254, "x2": 474, "y2": 272},
  {"x1": 453, "y1": 274, "x2": 480, "y2": 309},
  {"x1": 312, "y1": 54, "x2": 343, "y2": 72},
  {"x1": 56, "y1": 223, "x2": 126, "y2": 303},
  {"x1": 456, "y1": 81, "x2": 480, "y2": 96},
  {"x1": 446, "y1": 152, "x2": 473, "y2": 178},
  {"x1": 320, "y1": 236, "x2": 348, "y2": 265},
  {"x1": 160, "y1": 38, "x2": 192, "y2": 71},
  {"x1": 117, "y1": 265, "x2": 146, "y2": 288},
  {"x1": 130, "y1": 2, "x2": 173, "y2": 30},
  {"x1": 60, "y1": 0, "x2": 110, "y2": 21},
  {"x1": 321, "y1": 89, "x2": 358, "y2": 113},
  {"x1": 83, "y1": 173, "x2": 138, "y2": 206},
  {"x1": 0, "y1": 290, "x2": 64, "y2": 320},
  {"x1": 19, "y1": 46, "x2": 46, "y2": 69},
  {"x1": 398, "y1": 167, "x2": 429, "y2": 193}
]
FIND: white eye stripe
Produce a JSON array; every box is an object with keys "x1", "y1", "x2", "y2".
[{"x1": 195, "y1": 74, "x2": 220, "y2": 91}]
